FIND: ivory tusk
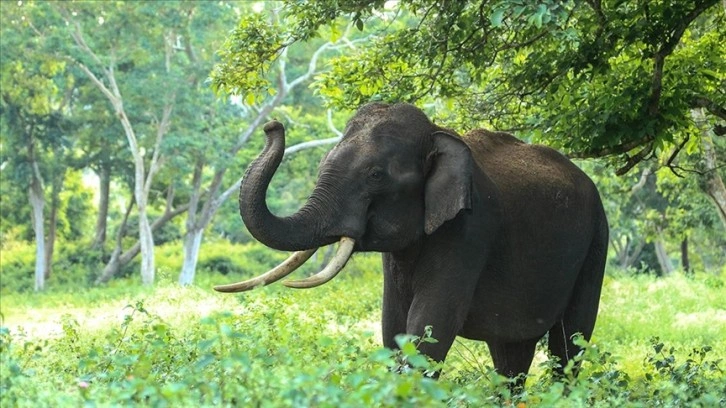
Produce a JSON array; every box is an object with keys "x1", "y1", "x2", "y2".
[
  {"x1": 283, "y1": 237, "x2": 355, "y2": 289},
  {"x1": 213, "y1": 248, "x2": 317, "y2": 293}
]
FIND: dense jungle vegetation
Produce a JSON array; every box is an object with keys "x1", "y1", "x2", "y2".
[{"x1": 1, "y1": 1, "x2": 724, "y2": 406}]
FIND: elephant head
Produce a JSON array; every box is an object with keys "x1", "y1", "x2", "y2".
[{"x1": 214, "y1": 103, "x2": 473, "y2": 292}]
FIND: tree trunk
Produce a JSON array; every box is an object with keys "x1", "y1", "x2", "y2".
[
  {"x1": 44, "y1": 172, "x2": 64, "y2": 279},
  {"x1": 96, "y1": 198, "x2": 134, "y2": 284},
  {"x1": 137, "y1": 201, "x2": 155, "y2": 285},
  {"x1": 96, "y1": 200, "x2": 189, "y2": 284},
  {"x1": 179, "y1": 161, "x2": 204, "y2": 286},
  {"x1": 701, "y1": 134, "x2": 726, "y2": 229},
  {"x1": 654, "y1": 232, "x2": 675, "y2": 276},
  {"x1": 91, "y1": 165, "x2": 111, "y2": 249},
  {"x1": 179, "y1": 228, "x2": 204, "y2": 286},
  {"x1": 680, "y1": 236, "x2": 691, "y2": 275},
  {"x1": 29, "y1": 176, "x2": 46, "y2": 291}
]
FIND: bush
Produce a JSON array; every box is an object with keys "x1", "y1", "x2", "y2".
[
  {"x1": 2, "y1": 301, "x2": 723, "y2": 407},
  {"x1": 0, "y1": 241, "x2": 35, "y2": 293},
  {"x1": 198, "y1": 256, "x2": 244, "y2": 275}
]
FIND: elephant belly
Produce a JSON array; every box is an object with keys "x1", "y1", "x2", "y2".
[
  {"x1": 458, "y1": 303, "x2": 556, "y2": 342},
  {"x1": 458, "y1": 261, "x2": 583, "y2": 342}
]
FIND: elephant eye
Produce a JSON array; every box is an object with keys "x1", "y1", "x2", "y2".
[{"x1": 368, "y1": 168, "x2": 384, "y2": 181}]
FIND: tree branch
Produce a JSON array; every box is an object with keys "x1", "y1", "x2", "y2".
[
  {"x1": 665, "y1": 136, "x2": 690, "y2": 178},
  {"x1": 645, "y1": 0, "x2": 718, "y2": 116},
  {"x1": 692, "y1": 96, "x2": 726, "y2": 121},
  {"x1": 569, "y1": 135, "x2": 655, "y2": 159},
  {"x1": 616, "y1": 143, "x2": 654, "y2": 176},
  {"x1": 145, "y1": 100, "x2": 174, "y2": 196}
]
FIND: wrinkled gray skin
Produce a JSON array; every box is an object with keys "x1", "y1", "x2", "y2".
[{"x1": 239, "y1": 103, "x2": 608, "y2": 382}]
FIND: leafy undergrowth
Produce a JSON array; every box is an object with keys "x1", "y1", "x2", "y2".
[{"x1": 1, "y1": 269, "x2": 724, "y2": 407}]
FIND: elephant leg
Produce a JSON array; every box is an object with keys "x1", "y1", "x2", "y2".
[
  {"x1": 406, "y1": 295, "x2": 468, "y2": 364},
  {"x1": 547, "y1": 232, "x2": 607, "y2": 377},
  {"x1": 487, "y1": 338, "x2": 539, "y2": 389},
  {"x1": 381, "y1": 257, "x2": 412, "y2": 350}
]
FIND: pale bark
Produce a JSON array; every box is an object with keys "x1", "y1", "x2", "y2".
[
  {"x1": 26, "y1": 131, "x2": 47, "y2": 292},
  {"x1": 612, "y1": 236, "x2": 646, "y2": 269},
  {"x1": 29, "y1": 176, "x2": 46, "y2": 292},
  {"x1": 96, "y1": 199, "x2": 189, "y2": 284},
  {"x1": 179, "y1": 161, "x2": 204, "y2": 286},
  {"x1": 654, "y1": 230, "x2": 675, "y2": 276},
  {"x1": 179, "y1": 228, "x2": 204, "y2": 285}
]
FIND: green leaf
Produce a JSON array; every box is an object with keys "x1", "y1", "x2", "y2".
[
  {"x1": 490, "y1": 9, "x2": 505, "y2": 27},
  {"x1": 401, "y1": 341, "x2": 417, "y2": 356}
]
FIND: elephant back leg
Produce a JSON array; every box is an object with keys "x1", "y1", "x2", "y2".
[
  {"x1": 486, "y1": 338, "x2": 539, "y2": 389},
  {"x1": 547, "y1": 217, "x2": 608, "y2": 376}
]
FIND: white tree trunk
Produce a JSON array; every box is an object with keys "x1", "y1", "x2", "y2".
[
  {"x1": 654, "y1": 231, "x2": 675, "y2": 276},
  {"x1": 179, "y1": 228, "x2": 204, "y2": 286},
  {"x1": 138, "y1": 202, "x2": 155, "y2": 285},
  {"x1": 29, "y1": 180, "x2": 46, "y2": 291}
]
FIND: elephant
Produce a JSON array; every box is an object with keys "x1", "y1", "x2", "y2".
[{"x1": 215, "y1": 102, "x2": 608, "y2": 384}]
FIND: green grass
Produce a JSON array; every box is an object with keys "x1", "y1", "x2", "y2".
[{"x1": 1, "y1": 255, "x2": 724, "y2": 407}]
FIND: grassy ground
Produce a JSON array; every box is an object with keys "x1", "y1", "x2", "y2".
[{"x1": 1, "y1": 258, "x2": 724, "y2": 407}]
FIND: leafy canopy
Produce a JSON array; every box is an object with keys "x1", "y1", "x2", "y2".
[{"x1": 213, "y1": 0, "x2": 724, "y2": 173}]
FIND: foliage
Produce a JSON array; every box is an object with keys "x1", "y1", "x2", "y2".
[
  {"x1": 1, "y1": 268, "x2": 724, "y2": 406},
  {"x1": 215, "y1": 1, "x2": 725, "y2": 171}
]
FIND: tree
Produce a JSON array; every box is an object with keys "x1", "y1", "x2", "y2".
[
  {"x1": 214, "y1": 0, "x2": 723, "y2": 177},
  {"x1": 0, "y1": 1, "x2": 78, "y2": 290},
  {"x1": 58, "y1": 3, "x2": 183, "y2": 285}
]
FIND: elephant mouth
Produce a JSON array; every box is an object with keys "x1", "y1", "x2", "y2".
[{"x1": 213, "y1": 237, "x2": 356, "y2": 293}]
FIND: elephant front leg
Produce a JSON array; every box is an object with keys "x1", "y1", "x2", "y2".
[
  {"x1": 381, "y1": 254, "x2": 413, "y2": 350},
  {"x1": 406, "y1": 292, "x2": 472, "y2": 364}
]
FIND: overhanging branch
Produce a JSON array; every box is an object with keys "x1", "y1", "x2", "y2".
[
  {"x1": 568, "y1": 135, "x2": 654, "y2": 159},
  {"x1": 692, "y1": 96, "x2": 726, "y2": 121}
]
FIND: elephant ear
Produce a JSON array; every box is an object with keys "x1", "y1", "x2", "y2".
[{"x1": 424, "y1": 131, "x2": 473, "y2": 235}]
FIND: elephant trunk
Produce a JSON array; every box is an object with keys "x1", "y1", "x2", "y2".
[{"x1": 239, "y1": 121, "x2": 338, "y2": 251}]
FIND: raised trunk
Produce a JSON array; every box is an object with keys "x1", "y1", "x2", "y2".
[{"x1": 239, "y1": 121, "x2": 336, "y2": 251}]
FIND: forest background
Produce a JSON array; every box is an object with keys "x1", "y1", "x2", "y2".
[{"x1": 0, "y1": 1, "x2": 724, "y2": 406}]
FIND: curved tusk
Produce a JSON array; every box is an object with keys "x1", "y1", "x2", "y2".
[
  {"x1": 283, "y1": 237, "x2": 355, "y2": 289},
  {"x1": 213, "y1": 248, "x2": 317, "y2": 293}
]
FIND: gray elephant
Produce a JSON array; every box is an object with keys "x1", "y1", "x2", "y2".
[{"x1": 215, "y1": 103, "x2": 608, "y2": 383}]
